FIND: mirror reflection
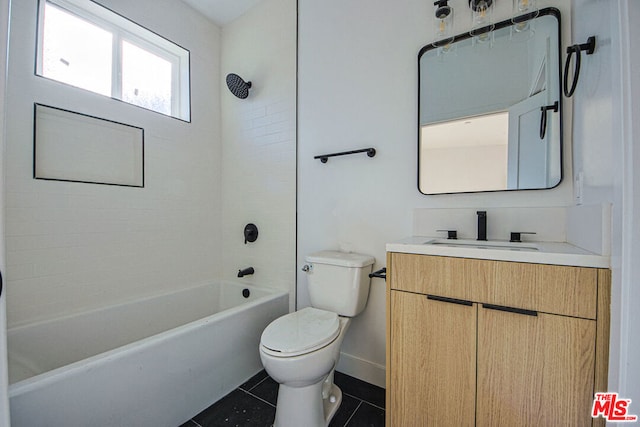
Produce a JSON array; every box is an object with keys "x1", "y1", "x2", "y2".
[{"x1": 418, "y1": 8, "x2": 562, "y2": 195}]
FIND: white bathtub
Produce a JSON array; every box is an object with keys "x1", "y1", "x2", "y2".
[{"x1": 7, "y1": 281, "x2": 288, "y2": 427}]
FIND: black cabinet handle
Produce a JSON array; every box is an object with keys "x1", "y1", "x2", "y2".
[
  {"x1": 427, "y1": 295, "x2": 473, "y2": 306},
  {"x1": 482, "y1": 303, "x2": 537, "y2": 317},
  {"x1": 0, "y1": 270, "x2": 3, "y2": 298}
]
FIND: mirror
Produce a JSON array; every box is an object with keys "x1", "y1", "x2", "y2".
[{"x1": 418, "y1": 8, "x2": 562, "y2": 195}]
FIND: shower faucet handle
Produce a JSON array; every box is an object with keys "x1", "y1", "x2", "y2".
[{"x1": 244, "y1": 223, "x2": 258, "y2": 244}]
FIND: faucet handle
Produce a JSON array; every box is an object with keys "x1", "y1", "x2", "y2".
[
  {"x1": 436, "y1": 229, "x2": 458, "y2": 240},
  {"x1": 510, "y1": 232, "x2": 536, "y2": 242}
]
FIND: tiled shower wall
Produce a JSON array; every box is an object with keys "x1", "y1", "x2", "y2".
[
  {"x1": 220, "y1": 0, "x2": 297, "y2": 308},
  {"x1": 4, "y1": 0, "x2": 223, "y2": 327}
]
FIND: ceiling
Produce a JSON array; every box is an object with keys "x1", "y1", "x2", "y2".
[{"x1": 181, "y1": 0, "x2": 263, "y2": 26}]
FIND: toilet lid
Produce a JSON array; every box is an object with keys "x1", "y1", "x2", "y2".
[{"x1": 261, "y1": 307, "x2": 340, "y2": 356}]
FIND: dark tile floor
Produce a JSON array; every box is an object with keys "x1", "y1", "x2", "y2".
[{"x1": 180, "y1": 370, "x2": 385, "y2": 427}]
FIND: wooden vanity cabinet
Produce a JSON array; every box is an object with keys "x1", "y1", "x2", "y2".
[
  {"x1": 476, "y1": 305, "x2": 596, "y2": 426},
  {"x1": 390, "y1": 291, "x2": 477, "y2": 426},
  {"x1": 386, "y1": 253, "x2": 611, "y2": 427}
]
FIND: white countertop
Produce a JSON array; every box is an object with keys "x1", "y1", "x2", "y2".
[{"x1": 386, "y1": 236, "x2": 610, "y2": 268}]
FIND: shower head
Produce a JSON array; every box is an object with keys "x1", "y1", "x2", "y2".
[{"x1": 226, "y1": 73, "x2": 252, "y2": 99}]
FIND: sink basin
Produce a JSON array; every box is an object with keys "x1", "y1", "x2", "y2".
[{"x1": 422, "y1": 238, "x2": 539, "y2": 251}]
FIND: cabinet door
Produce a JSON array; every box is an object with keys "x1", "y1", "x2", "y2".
[
  {"x1": 390, "y1": 291, "x2": 476, "y2": 427},
  {"x1": 477, "y1": 306, "x2": 596, "y2": 427}
]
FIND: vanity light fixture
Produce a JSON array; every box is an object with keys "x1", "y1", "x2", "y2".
[
  {"x1": 429, "y1": 0, "x2": 542, "y2": 48},
  {"x1": 469, "y1": 0, "x2": 494, "y2": 43},
  {"x1": 433, "y1": 0, "x2": 455, "y2": 48}
]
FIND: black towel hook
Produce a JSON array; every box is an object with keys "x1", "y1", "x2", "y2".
[
  {"x1": 563, "y1": 36, "x2": 596, "y2": 98},
  {"x1": 540, "y1": 101, "x2": 559, "y2": 140}
]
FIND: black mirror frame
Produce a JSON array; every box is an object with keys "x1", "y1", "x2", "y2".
[{"x1": 417, "y1": 7, "x2": 563, "y2": 195}]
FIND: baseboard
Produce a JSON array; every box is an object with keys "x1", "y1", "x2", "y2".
[{"x1": 336, "y1": 351, "x2": 386, "y2": 389}]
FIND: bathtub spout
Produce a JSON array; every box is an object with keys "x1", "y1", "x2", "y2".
[{"x1": 238, "y1": 267, "x2": 255, "y2": 278}]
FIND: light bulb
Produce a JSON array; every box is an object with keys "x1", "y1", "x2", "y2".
[
  {"x1": 512, "y1": 0, "x2": 538, "y2": 33},
  {"x1": 516, "y1": 0, "x2": 534, "y2": 12},
  {"x1": 470, "y1": 0, "x2": 494, "y2": 39},
  {"x1": 513, "y1": 0, "x2": 537, "y2": 15},
  {"x1": 472, "y1": 0, "x2": 492, "y2": 27}
]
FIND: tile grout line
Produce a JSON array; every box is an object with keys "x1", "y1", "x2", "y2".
[
  {"x1": 249, "y1": 372, "x2": 385, "y2": 408},
  {"x1": 341, "y1": 391, "x2": 385, "y2": 412},
  {"x1": 243, "y1": 374, "x2": 270, "y2": 393},
  {"x1": 240, "y1": 387, "x2": 277, "y2": 408},
  {"x1": 341, "y1": 400, "x2": 363, "y2": 427}
]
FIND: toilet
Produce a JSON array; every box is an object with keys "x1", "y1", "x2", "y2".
[{"x1": 259, "y1": 250, "x2": 375, "y2": 427}]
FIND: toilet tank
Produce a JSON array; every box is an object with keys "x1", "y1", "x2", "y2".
[{"x1": 304, "y1": 250, "x2": 375, "y2": 317}]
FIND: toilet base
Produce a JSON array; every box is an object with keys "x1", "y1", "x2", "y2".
[
  {"x1": 273, "y1": 378, "x2": 343, "y2": 427},
  {"x1": 322, "y1": 383, "x2": 343, "y2": 424}
]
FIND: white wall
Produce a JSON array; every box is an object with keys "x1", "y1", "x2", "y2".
[
  {"x1": 4, "y1": 0, "x2": 223, "y2": 327},
  {"x1": 220, "y1": 0, "x2": 297, "y2": 308},
  {"x1": 620, "y1": 0, "x2": 640, "y2": 407},
  {"x1": 0, "y1": 0, "x2": 11, "y2": 422},
  {"x1": 573, "y1": 0, "x2": 640, "y2": 410},
  {"x1": 571, "y1": 1, "x2": 614, "y2": 206},
  {"x1": 298, "y1": 0, "x2": 573, "y2": 386},
  {"x1": 619, "y1": 0, "x2": 640, "y2": 403}
]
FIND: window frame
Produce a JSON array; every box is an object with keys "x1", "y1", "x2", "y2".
[{"x1": 36, "y1": 0, "x2": 191, "y2": 122}]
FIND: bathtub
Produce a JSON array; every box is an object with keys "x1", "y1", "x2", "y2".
[{"x1": 7, "y1": 281, "x2": 288, "y2": 427}]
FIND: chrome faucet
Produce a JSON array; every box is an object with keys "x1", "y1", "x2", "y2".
[{"x1": 477, "y1": 211, "x2": 487, "y2": 241}]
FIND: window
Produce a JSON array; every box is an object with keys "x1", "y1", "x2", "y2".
[{"x1": 36, "y1": 0, "x2": 190, "y2": 121}]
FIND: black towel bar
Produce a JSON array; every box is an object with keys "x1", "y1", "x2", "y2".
[{"x1": 314, "y1": 148, "x2": 376, "y2": 163}]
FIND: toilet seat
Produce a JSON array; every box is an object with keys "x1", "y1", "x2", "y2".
[{"x1": 261, "y1": 307, "x2": 340, "y2": 357}]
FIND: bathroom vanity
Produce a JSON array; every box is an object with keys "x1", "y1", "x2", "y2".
[{"x1": 385, "y1": 239, "x2": 610, "y2": 427}]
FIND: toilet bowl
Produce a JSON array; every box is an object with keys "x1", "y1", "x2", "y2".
[
  {"x1": 260, "y1": 308, "x2": 351, "y2": 427},
  {"x1": 259, "y1": 250, "x2": 375, "y2": 427}
]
